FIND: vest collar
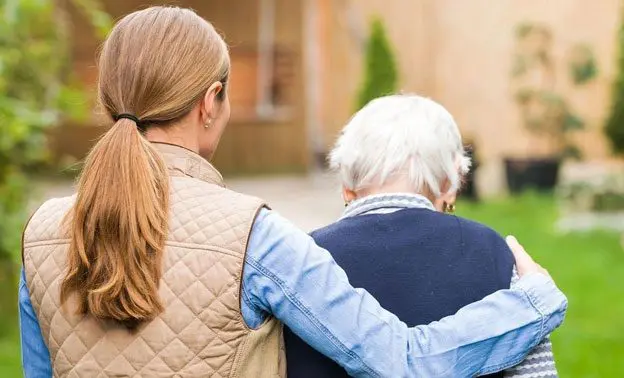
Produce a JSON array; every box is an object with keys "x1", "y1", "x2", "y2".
[
  {"x1": 152, "y1": 142, "x2": 225, "y2": 187},
  {"x1": 342, "y1": 193, "x2": 436, "y2": 219}
]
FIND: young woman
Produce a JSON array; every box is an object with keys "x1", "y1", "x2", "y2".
[{"x1": 20, "y1": 7, "x2": 566, "y2": 377}]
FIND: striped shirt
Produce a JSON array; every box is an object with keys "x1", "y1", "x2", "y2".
[{"x1": 505, "y1": 269, "x2": 557, "y2": 377}]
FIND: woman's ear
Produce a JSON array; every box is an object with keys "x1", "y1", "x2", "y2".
[
  {"x1": 200, "y1": 81, "x2": 224, "y2": 122},
  {"x1": 342, "y1": 187, "x2": 357, "y2": 205},
  {"x1": 443, "y1": 191, "x2": 457, "y2": 206},
  {"x1": 433, "y1": 191, "x2": 457, "y2": 212},
  {"x1": 433, "y1": 178, "x2": 457, "y2": 212}
]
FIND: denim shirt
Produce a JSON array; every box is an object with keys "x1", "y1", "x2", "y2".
[{"x1": 20, "y1": 208, "x2": 567, "y2": 378}]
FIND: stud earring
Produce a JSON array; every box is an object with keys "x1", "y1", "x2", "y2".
[
  {"x1": 204, "y1": 119, "x2": 212, "y2": 129},
  {"x1": 443, "y1": 203, "x2": 456, "y2": 214}
]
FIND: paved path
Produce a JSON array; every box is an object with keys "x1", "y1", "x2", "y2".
[
  {"x1": 35, "y1": 172, "x2": 344, "y2": 233},
  {"x1": 227, "y1": 173, "x2": 344, "y2": 231}
]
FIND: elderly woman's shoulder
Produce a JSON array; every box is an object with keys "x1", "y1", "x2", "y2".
[
  {"x1": 399, "y1": 208, "x2": 506, "y2": 244},
  {"x1": 453, "y1": 215, "x2": 504, "y2": 238},
  {"x1": 450, "y1": 214, "x2": 512, "y2": 255}
]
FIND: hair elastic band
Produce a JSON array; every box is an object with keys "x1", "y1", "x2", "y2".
[{"x1": 113, "y1": 113, "x2": 141, "y2": 124}]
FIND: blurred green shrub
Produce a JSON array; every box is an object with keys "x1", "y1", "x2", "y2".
[
  {"x1": 606, "y1": 11, "x2": 624, "y2": 155},
  {"x1": 558, "y1": 173, "x2": 624, "y2": 213},
  {"x1": 0, "y1": 0, "x2": 110, "y2": 331},
  {"x1": 356, "y1": 17, "x2": 398, "y2": 110},
  {"x1": 0, "y1": 0, "x2": 110, "y2": 260}
]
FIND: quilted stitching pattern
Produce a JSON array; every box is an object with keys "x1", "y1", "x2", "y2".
[{"x1": 23, "y1": 145, "x2": 283, "y2": 378}]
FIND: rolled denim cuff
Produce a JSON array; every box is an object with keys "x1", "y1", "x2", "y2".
[{"x1": 514, "y1": 273, "x2": 568, "y2": 339}]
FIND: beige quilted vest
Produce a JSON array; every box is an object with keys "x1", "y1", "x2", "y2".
[{"x1": 22, "y1": 143, "x2": 286, "y2": 378}]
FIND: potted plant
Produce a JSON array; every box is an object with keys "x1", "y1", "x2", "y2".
[
  {"x1": 317, "y1": 17, "x2": 398, "y2": 168},
  {"x1": 356, "y1": 16, "x2": 398, "y2": 110},
  {"x1": 505, "y1": 23, "x2": 597, "y2": 193}
]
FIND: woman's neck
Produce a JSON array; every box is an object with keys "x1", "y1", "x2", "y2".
[{"x1": 145, "y1": 123, "x2": 201, "y2": 154}]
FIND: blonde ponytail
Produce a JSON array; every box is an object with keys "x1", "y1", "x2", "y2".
[
  {"x1": 60, "y1": 6, "x2": 230, "y2": 327},
  {"x1": 61, "y1": 119, "x2": 169, "y2": 326}
]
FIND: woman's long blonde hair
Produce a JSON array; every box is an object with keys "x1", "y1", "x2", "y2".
[{"x1": 61, "y1": 6, "x2": 230, "y2": 327}]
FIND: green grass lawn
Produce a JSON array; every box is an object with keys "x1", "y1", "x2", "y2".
[
  {"x1": 0, "y1": 194, "x2": 622, "y2": 377},
  {"x1": 0, "y1": 330, "x2": 21, "y2": 377},
  {"x1": 460, "y1": 194, "x2": 624, "y2": 377}
]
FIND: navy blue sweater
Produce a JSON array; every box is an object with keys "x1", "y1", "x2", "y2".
[{"x1": 284, "y1": 208, "x2": 514, "y2": 377}]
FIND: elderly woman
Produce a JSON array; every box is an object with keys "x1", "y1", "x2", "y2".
[{"x1": 285, "y1": 94, "x2": 559, "y2": 377}]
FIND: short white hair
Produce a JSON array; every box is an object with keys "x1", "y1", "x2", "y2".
[{"x1": 329, "y1": 94, "x2": 471, "y2": 197}]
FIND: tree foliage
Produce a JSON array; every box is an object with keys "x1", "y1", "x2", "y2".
[
  {"x1": 512, "y1": 23, "x2": 596, "y2": 160},
  {"x1": 356, "y1": 17, "x2": 398, "y2": 110},
  {"x1": 0, "y1": 0, "x2": 111, "y2": 262}
]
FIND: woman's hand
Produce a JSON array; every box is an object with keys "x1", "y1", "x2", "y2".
[{"x1": 506, "y1": 235, "x2": 551, "y2": 278}]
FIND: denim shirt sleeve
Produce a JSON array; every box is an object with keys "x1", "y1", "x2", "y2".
[
  {"x1": 242, "y1": 208, "x2": 568, "y2": 377},
  {"x1": 19, "y1": 268, "x2": 52, "y2": 378},
  {"x1": 504, "y1": 267, "x2": 559, "y2": 377}
]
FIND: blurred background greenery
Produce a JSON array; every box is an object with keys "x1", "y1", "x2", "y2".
[
  {"x1": 1, "y1": 0, "x2": 623, "y2": 377},
  {"x1": 0, "y1": 0, "x2": 110, "y2": 336},
  {"x1": 0, "y1": 0, "x2": 110, "y2": 337}
]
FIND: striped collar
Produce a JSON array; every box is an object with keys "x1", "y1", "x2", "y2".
[{"x1": 342, "y1": 193, "x2": 436, "y2": 220}]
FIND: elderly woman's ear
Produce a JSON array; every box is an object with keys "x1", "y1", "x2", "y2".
[
  {"x1": 435, "y1": 193, "x2": 457, "y2": 213},
  {"x1": 342, "y1": 187, "x2": 357, "y2": 206},
  {"x1": 433, "y1": 179, "x2": 457, "y2": 213}
]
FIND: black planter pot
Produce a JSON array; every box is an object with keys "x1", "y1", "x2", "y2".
[{"x1": 504, "y1": 157, "x2": 561, "y2": 194}]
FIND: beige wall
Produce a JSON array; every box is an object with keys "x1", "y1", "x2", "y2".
[
  {"x1": 320, "y1": 0, "x2": 620, "y2": 194},
  {"x1": 319, "y1": 0, "x2": 433, "y2": 148},
  {"x1": 55, "y1": 0, "x2": 307, "y2": 174}
]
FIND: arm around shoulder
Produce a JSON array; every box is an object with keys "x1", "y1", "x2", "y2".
[{"x1": 242, "y1": 209, "x2": 568, "y2": 377}]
